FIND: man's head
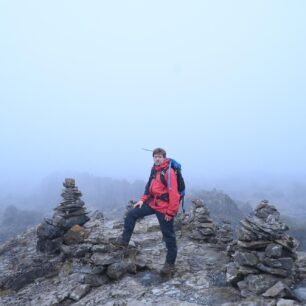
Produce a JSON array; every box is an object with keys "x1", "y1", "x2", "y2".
[{"x1": 152, "y1": 147, "x2": 166, "y2": 166}]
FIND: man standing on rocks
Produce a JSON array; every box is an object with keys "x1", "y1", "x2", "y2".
[{"x1": 114, "y1": 148, "x2": 181, "y2": 276}]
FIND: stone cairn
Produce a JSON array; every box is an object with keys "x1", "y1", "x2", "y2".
[
  {"x1": 125, "y1": 200, "x2": 136, "y2": 217},
  {"x1": 187, "y1": 199, "x2": 217, "y2": 243},
  {"x1": 226, "y1": 200, "x2": 300, "y2": 301},
  {"x1": 216, "y1": 219, "x2": 233, "y2": 246},
  {"x1": 37, "y1": 178, "x2": 90, "y2": 253}
]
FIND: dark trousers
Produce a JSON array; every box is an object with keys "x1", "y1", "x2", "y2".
[{"x1": 122, "y1": 202, "x2": 177, "y2": 264}]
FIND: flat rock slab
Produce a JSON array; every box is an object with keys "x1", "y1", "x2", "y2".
[{"x1": 70, "y1": 284, "x2": 91, "y2": 301}]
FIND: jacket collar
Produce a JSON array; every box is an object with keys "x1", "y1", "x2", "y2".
[{"x1": 154, "y1": 159, "x2": 170, "y2": 172}]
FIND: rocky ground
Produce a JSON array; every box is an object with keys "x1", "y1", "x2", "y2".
[{"x1": 0, "y1": 203, "x2": 306, "y2": 305}]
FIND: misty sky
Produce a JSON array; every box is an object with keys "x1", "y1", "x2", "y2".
[{"x1": 1, "y1": 1, "x2": 305, "y2": 190}]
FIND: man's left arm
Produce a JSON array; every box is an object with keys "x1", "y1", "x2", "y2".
[{"x1": 165, "y1": 168, "x2": 181, "y2": 220}]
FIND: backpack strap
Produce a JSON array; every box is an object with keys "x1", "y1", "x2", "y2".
[
  {"x1": 181, "y1": 197, "x2": 185, "y2": 213},
  {"x1": 168, "y1": 159, "x2": 172, "y2": 191},
  {"x1": 157, "y1": 193, "x2": 169, "y2": 202},
  {"x1": 147, "y1": 165, "x2": 170, "y2": 194},
  {"x1": 160, "y1": 162, "x2": 176, "y2": 190},
  {"x1": 160, "y1": 163, "x2": 186, "y2": 213},
  {"x1": 160, "y1": 167, "x2": 168, "y2": 188}
]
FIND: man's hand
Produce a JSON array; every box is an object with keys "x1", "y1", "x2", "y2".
[
  {"x1": 165, "y1": 215, "x2": 172, "y2": 221},
  {"x1": 134, "y1": 200, "x2": 144, "y2": 208}
]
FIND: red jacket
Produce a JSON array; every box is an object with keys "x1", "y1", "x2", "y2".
[{"x1": 140, "y1": 159, "x2": 181, "y2": 219}]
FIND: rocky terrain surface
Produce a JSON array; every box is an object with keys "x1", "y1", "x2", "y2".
[{"x1": 0, "y1": 181, "x2": 306, "y2": 305}]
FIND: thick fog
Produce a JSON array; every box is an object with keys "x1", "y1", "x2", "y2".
[{"x1": 0, "y1": 1, "x2": 305, "y2": 211}]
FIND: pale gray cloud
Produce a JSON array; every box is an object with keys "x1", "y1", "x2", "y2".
[{"x1": 0, "y1": 1, "x2": 305, "y2": 191}]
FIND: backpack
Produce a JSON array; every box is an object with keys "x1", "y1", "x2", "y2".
[{"x1": 144, "y1": 158, "x2": 186, "y2": 213}]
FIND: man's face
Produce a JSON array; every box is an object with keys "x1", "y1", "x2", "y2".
[{"x1": 153, "y1": 154, "x2": 165, "y2": 166}]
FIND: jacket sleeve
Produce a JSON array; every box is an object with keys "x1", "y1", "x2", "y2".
[
  {"x1": 165, "y1": 168, "x2": 181, "y2": 218},
  {"x1": 140, "y1": 169, "x2": 153, "y2": 202},
  {"x1": 140, "y1": 194, "x2": 150, "y2": 202}
]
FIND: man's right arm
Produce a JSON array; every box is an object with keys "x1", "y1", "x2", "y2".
[
  {"x1": 134, "y1": 200, "x2": 144, "y2": 208},
  {"x1": 135, "y1": 168, "x2": 153, "y2": 207},
  {"x1": 133, "y1": 194, "x2": 149, "y2": 208}
]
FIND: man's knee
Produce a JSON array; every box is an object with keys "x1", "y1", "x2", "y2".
[{"x1": 126, "y1": 208, "x2": 141, "y2": 221}]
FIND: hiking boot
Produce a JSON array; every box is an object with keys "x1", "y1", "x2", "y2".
[
  {"x1": 160, "y1": 262, "x2": 175, "y2": 276},
  {"x1": 109, "y1": 237, "x2": 128, "y2": 248}
]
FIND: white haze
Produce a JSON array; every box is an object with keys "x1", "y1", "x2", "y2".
[{"x1": 0, "y1": 1, "x2": 305, "y2": 211}]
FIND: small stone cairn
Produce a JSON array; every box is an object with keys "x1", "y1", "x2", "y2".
[
  {"x1": 112, "y1": 201, "x2": 137, "y2": 230},
  {"x1": 37, "y1": 178, "x2": 90, "y2": 253},
  {"x1": 187, "y1": 199, "x2": 217, "y2": 242},
  {"x1": 216, "y1": 219, "x2": 233, "y2": 246},
  {"x1": 54, "y1": 178, "x2": 89, "y2": 228},
  {"x1": 125, "y1": 200, "x2": 136, "y2": 217},
  {"x1": 226, "y1": 200, "x2": 300, "y2": 300}
]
